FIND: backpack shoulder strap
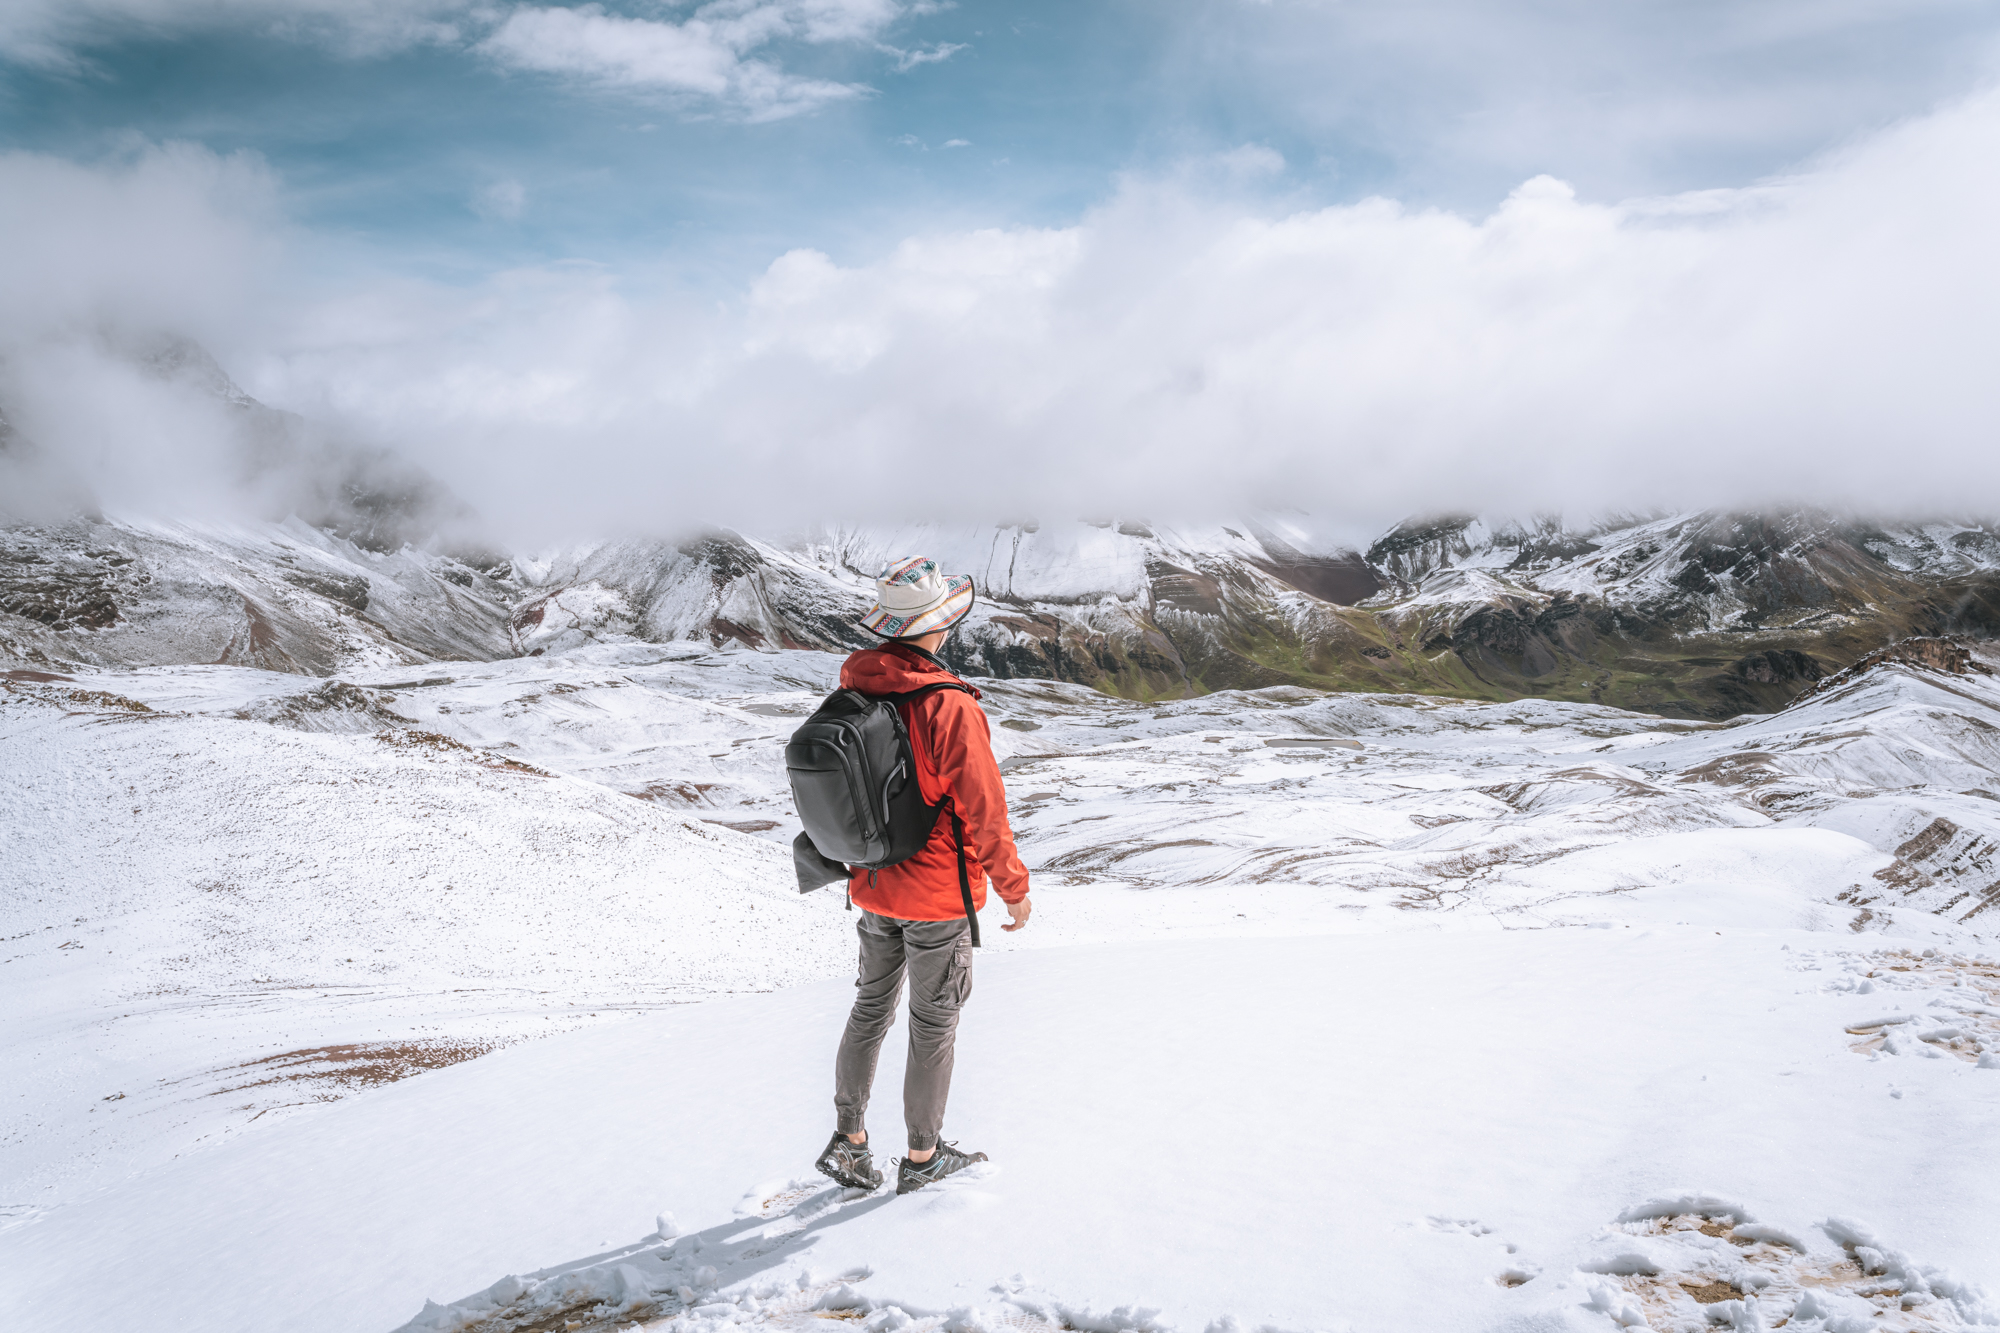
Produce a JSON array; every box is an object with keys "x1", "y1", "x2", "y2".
[
  {"x1": 877, "y1": 681, "x2": 975, "y2": 704},
  {"x1": 950, "y1": 809, "x2": 980, "y2": 949},
  {"x1": 876, "y1": 680, "x2": 974, "y2": 782},
  {"x1": 871, "y1": 680, "x2": 983, "y2": 948}
]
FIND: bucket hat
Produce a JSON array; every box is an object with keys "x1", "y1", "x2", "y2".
[{"x1": 860, "y1": 556, "x2": 975, "y2": 640}]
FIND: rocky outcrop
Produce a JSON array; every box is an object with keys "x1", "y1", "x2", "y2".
[
  {"x1": 1791, "y1": 635, "x2": 1994, "y2": 707},
  {"x1": 0, "y1": 538, "x2": 129, "y2": 630}
]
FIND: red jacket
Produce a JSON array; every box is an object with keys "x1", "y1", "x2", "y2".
[{"x1": 840, "y1": 644, "x2": 1031, "y2": 920}]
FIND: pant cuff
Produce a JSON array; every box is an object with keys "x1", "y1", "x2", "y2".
[
  {"x1": 907, "y1": 1131, "x2": 938, "y2": 1150},
  {"x1": 837, "y1": 1113, "x2": 866, "y2": 1135}
]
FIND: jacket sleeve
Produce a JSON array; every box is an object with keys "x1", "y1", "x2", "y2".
[{"x1": 929, "y1": 692, "x2": 1032, "y2": 904}]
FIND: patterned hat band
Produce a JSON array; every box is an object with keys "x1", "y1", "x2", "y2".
[{"x1": 860, "y1": 557, "x2": 976, "y2": 639}]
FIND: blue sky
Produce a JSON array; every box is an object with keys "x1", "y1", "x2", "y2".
[
  {"x1": 7, "y1": 0, "x2": 1997, "y2": 284},
  {"x1": 2, "y1": 4, "x2": 1180, "y2": 280}
]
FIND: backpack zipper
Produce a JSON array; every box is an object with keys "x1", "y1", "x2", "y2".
[
  {"x1": 842, "y1": 720, "x2": 881, "y2": 842},
  {"x1": 879, "y1": 759, "x2": 905, "y2": 829}
]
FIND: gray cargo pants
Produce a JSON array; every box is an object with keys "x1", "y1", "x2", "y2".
[{"x1": 833, "y1": 910, "x2": 974, "y2": 1151}]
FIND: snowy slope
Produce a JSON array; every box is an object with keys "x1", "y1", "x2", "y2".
[
  {"x1": 0, "y1": 660, "x2": 849, "y2": 1211},
  {"x1": 7, "y1": 933, "x2": 2000, "y2": 1333},
  {"x1": 0, "y1": 513, "x2": 516, "y2": 673},
  {"x1": 6, "y1": 640, "x2": 2000, "y2": 1332},
  {"x1": 395, "y1": 933, "x2": 2000, "y2": 1333}
]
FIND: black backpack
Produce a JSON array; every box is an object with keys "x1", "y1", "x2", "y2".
[{"x1": 786, "y1": 682, "x2": 982, "y2": 945}]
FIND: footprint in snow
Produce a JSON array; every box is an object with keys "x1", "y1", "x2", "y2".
[
  {"x1": 1425, "y1": 1215, "x2": 1537, "y2": 1288},
  {"x1": 737, "y1": 1176, "x2": 842, "y2": 1221},
  {"x1": 732, "y1": 1175, "x2": 879, "y2": 1251}
]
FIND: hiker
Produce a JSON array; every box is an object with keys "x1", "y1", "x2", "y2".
[{"x1": 808, "y1": 557, "x2": 1032, "y2": 1195}]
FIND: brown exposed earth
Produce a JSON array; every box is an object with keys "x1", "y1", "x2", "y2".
[{"x1": 217, "y1": 1039, "x2": 505, "y2": 1097}]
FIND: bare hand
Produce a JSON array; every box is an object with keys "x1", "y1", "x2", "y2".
[{"x1": 1002, "y1": 895, "x2": 1032, "y2": 932}]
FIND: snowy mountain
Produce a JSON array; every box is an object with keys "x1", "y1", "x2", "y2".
[
  {"x1": 10, "y1": 504, "x2": 1999, "y2": 720},
  {"x1": 0, "y1": 513, "x2": 517, "y2": 673},
  {"x1": 508, "y1": 511, "x2": 2000, "y2": 719},
  {"x1": 1359, "y1": 510, "x2": 2000, "y2": 715},
  {"x1": 4, "y1": 340, "x2": 1998, "y2": 719},
  {"x1": 0, "y1": 338, "x2": 517, "y2": 673}
]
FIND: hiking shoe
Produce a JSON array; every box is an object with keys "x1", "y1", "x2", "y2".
[
  {"x1": 896, "y1": 1140, "x2": 988, "y2": 1195},
  {"x1": 815, "y1": 1131, "x2": 883, "y2": 1190}
]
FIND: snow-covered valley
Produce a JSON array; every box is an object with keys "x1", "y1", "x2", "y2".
[{"x1": 6, "y1": 640, "x2": 2000, "y2": 1332}]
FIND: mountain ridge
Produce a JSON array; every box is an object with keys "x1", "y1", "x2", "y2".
[
  {"x1": 8, "y1": 506, "x2": 1996, "y2": 720},
  {"x1": 4, "y1": 340, "x2": 1996, "y2": 717}
]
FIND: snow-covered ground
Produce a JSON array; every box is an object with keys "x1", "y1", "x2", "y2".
[{"x1": 4, "y1": 646, "x2": 2000, "y2": 1333}]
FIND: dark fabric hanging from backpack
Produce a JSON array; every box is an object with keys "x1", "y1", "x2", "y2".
[{"x1": 792, "y1": 832, "x2": 850, "y2": 892}]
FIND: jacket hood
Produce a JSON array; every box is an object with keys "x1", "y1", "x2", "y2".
[{"x1": 840, "y1": 643, "x2": 982, "y2": 699}]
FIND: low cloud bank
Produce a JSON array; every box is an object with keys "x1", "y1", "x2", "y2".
[
  {"x1": 0, "y1": 143, "x2": 286, "y2": 521},
  {"x1": 6, "y1": 91, "x2": 2000, "y2": 542}
]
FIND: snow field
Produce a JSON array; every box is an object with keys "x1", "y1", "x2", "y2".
[
  {"x1": 0, "y1": 670, "x2": 849, "y2": 1206},
  {"x1": 6, "y1": 646, "x2": 2000, "y2": 1332},
  {"x1": 11, "y1": 931, "x2": 2000, "y2": 1333}
]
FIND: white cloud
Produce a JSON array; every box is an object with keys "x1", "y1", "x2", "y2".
[
  {"x1": 479, "y1": 1, "x2": 932, "y2": 121},
  {"x1": 1164, "y1": 0, "x2": 2000, "y2": 206},
  {"x1": 271, "y1": 92, "x2": 2000, "y2": 536},
  {"x1": 0, "y1": 142, "x2": 282, "y2": 342},
  {"x1": 895, "y1": 134, "x2": 970, "y2": 151},
  {"x1": 11, "y1": 93, "x2": 2000, "y2": 540},
  {"x1": 0, "y1": 143, "x2": 294, "y2": 518},
  {"x1": 882, "y1": 39, "x2": 965, "y2": 72}
]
